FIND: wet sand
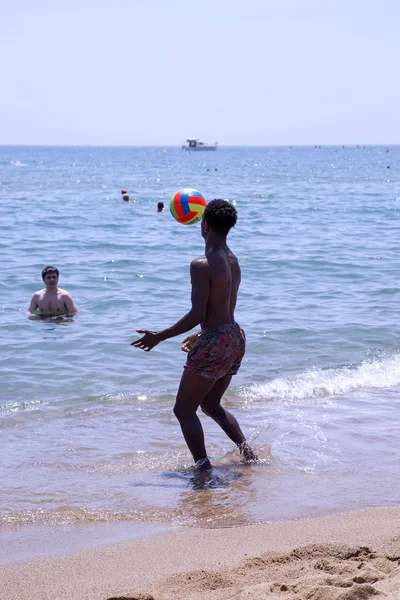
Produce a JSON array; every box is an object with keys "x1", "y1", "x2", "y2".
[{"x1": 1, "y1": 507, "x2": 399, "y2": 600}]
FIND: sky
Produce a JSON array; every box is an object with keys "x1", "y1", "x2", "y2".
[{"x1": 1, "y1": 0, "x2": 399, "y2": 145}]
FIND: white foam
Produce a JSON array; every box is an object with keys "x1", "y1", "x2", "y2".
[
  {"x1": 244, "y1": 354, "x2": 400, "y2": 403},
  {"x1": 0, "y1": 399, "x2": 47, "y2": 414}
]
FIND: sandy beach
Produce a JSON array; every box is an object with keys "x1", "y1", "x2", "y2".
[{"x1": 1, "y1": 506, "x2": 399, "y2": 600}]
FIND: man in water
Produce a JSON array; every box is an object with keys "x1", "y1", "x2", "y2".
[
  {"x1": 157, "y1": 202, "x2": 164, "y2": 212},
  {"x1": 132, "y1": 200, "x2": 256, "y2": 469},
  {"x1": 28, "y1": 266, "x2": 78, "y2": 316}
]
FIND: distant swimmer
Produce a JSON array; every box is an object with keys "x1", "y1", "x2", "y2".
[
  {"x1": 157, "y1": 202, "x2": 164, "y2": 212},
  {"x1": 28, "y1": 266, "x2": 78, "y2": 317},
  {"x1": 121, "y1": 189, "x2": 133, "y2": 202}
]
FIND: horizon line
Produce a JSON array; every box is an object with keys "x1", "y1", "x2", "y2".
[{"x1": 0, "y1": 143, "x2": 399, "y2": 148}]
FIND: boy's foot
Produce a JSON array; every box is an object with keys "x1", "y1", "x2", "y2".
[
  {"x1": 238, "y1": 441, "x2": 258, "y2": 462},
  {"x1": 194, "y1": 458, "x2": 212, "y2": 471}
]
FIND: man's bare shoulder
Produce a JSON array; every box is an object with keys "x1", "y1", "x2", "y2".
[
  {"x1": 190, "y1": 256, "x2": 209, "y2": 270},
  {"x1": 58, "y1": 288, "x2": 72, "y2": 297},
  {"x1": 226, "y1": 246, "x2": 239, "y2": 261},
  {"x1": 33, "y1": 288, "x2": 46, "y2": 297}
]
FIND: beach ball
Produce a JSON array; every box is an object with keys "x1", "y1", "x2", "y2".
[{"x1": 170, "y1": 188, "x2": 207, "y2": 225}]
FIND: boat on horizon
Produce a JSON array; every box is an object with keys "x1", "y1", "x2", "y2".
[{"x1": 182, "y1": 137, "x2": 218, "y2": 151}]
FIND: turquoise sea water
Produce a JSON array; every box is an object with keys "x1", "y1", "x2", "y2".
[{"x1": 1, "y1": 145, "x2": 399, "y2": 562}]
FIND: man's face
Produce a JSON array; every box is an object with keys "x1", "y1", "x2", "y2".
[{"x1": 44, "y1": 272, "x2": 58, "y2": 289}]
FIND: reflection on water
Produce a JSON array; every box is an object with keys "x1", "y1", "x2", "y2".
[
  {"x1": 28, "y1": 314, "x2": 76, "y2": 324},
  {"x1": 164, "y1": 463, "x2": 244, "y2": 490},
  {"x1": 27, "y1": 313, "x2": 77, "y2": 336},
  {"x1": 172, "y1": 463, "x2": 259, "y2": 527}
]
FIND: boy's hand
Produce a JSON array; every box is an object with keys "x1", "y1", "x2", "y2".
[
  {"x1": 131, "y1": 329, "x2": 160, "y2": 352},
  {"x1": 181, "y1": 331, "x2": 201, "y2": 353}
]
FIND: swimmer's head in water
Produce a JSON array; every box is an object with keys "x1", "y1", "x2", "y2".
[
  {"x1": 202, "y1": 199, "x2": 237, "y2": 237},
  {"x1": 157, "y1": 202, "x2": 164, "y2": 212},
  {"x1": 122, "y1": 194, "x2": 130, "y2": 202},
  {"x1": 42, "y1": 266, "x2": 59, "y2": 282},
  {"x1": 121, "y1": 189, "x2": 127, "y2": 195}
]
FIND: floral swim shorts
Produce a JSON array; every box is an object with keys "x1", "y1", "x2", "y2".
[{"x1": 184, "y1": 322, "x2": 246, "y2": 380}]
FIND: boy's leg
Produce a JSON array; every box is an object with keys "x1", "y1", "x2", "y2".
[
  {"x1": 173, "y1": 369, "x2": 216, "y2": 463},
  {"x1": 200, "y1": 375, "x2": 257, "y2": 461},
  {"x1": 200, "y1": 375, "x2": 246, "y2": 444}
]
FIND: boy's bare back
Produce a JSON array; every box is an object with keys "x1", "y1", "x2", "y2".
[{"x1": 195, "y1": 245, "x2": 241, "y2": 330}]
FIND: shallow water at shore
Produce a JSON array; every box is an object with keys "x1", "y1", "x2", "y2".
[{"x1": 1, "y1": 145, "x2": 400, "y2": 561}]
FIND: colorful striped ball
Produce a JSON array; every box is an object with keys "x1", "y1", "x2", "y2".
[{"x1": 170, "y1": 188, "x2": 207, "y2": 225}]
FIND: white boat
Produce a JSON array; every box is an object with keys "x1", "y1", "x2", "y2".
[{"x1": 182, "y1": 137, "x2": 218, "y2": 151}]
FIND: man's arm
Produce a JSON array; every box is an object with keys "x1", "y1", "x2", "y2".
[
  {"x1": 28, "y1": 293, "x2": 39, "y2": 313},
  {"x1": 132, "y1": 258, "x2": 210, "y2": 351},
  {"x1": 63, "y1": 292, "x2": 79, "y2": 314}
]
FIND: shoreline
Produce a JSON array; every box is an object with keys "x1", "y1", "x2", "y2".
[
  {"x1": 1, "y1": 506, "x2": 399, "y2": 600},
  {"x1": 0, "y1": 521, "x2": 177, "y2": 568}
]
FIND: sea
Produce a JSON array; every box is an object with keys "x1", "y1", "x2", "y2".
[{"x1": 1, "y1": 145, "x2": 399, "y2": 565}]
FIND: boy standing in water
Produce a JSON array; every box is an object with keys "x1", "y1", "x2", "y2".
[{"x1": 132, "y1": 200, "x2": 256, "y2": 469}]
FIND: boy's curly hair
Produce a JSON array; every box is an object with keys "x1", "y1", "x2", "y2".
[{"x1": 203, "y1": 199, "x2": 237, "y2": 234}]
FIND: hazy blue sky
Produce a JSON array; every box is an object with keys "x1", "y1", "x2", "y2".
[{"x1": 2, "y1": 1, "x2": 399, "y2": 145}]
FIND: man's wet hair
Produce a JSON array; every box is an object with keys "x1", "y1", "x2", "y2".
[
  {"x1": 203, "y1": 199, "x2": 237, "y2": 234},
  {"x1": 121, "y1": 189, "x2": 127, "y2": 194},
  {"x1": 157, "y1": 201, "x2": 164, "y2": 210},
  {"x1": 42, "y1": 266, "x2": 59, "y2": 281}
]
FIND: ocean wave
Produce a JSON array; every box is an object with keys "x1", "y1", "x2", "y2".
[
  {"x1": 244, "y1": 354, "x2": 400, "y2": 403},
  {"x1": 0, "y1": 399, "x2": 47, "y2": 415}
]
